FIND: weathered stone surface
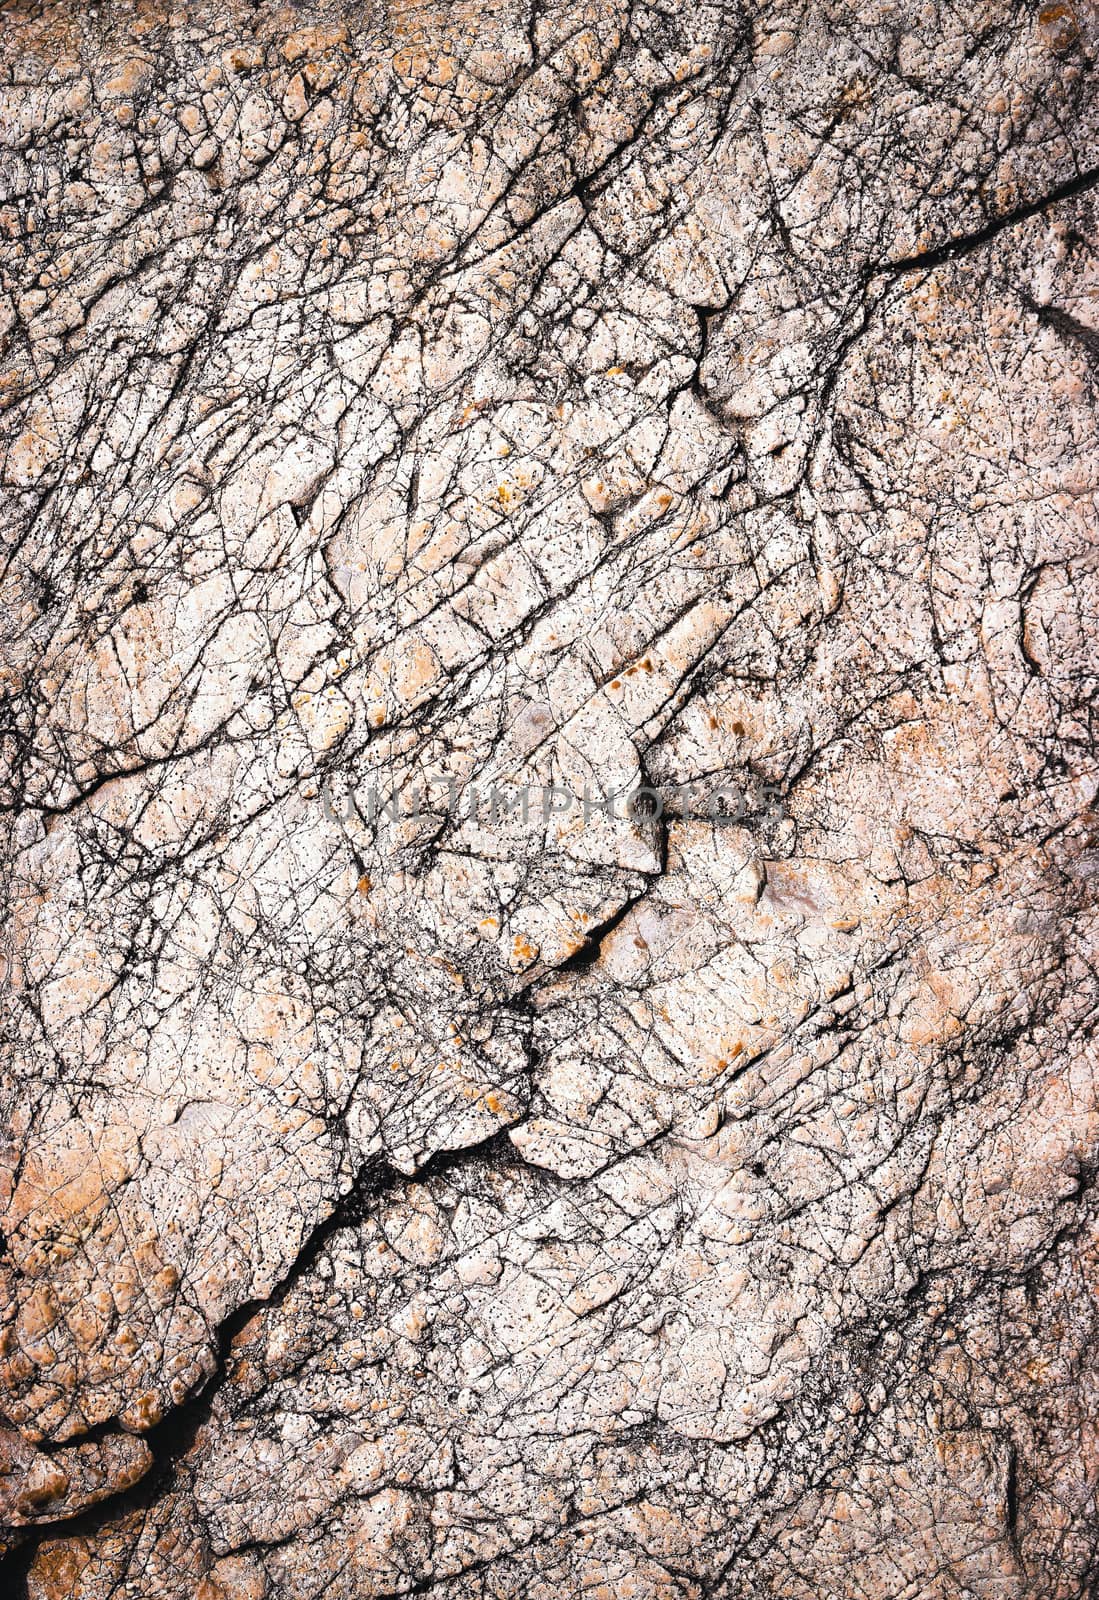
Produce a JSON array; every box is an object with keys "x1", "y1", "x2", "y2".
[{"x1": 1, "y1": 0, "x2": 1098, "y2": 1594}]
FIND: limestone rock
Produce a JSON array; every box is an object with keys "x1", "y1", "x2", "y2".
[{"x1": 2, "y1": 1, "x2": 1098, "y2": 1595}]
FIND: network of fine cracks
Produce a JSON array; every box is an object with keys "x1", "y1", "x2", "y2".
[{"x1": 1, "y1": 1, "x2": 1098, "y2": 1596}]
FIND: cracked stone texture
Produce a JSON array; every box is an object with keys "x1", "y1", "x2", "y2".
[{"x1": 1, "y1": 0, "x2": 1098, "y2": 1594}]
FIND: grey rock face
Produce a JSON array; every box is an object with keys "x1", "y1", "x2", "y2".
[{"x1": 2, "y1": 1, "x2": 1098, "y2": 1595}]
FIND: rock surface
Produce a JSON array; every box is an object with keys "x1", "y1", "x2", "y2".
[{"x1": 2, "y1": 0, "x2": 1098, "y2": 1594}]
